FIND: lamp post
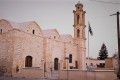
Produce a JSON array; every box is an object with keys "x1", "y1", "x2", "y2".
[
  {"x1": 65, "y1": 57, "x2": 69, "y2": 80},
  {"x1": 110, "y1": 11, "x2": 120, "y2": 79},
  {"x1": 116, "y1": 12, "x2": 120, "y2": 79}
]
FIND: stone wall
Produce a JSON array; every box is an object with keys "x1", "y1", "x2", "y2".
[
  {"x1": 105, "y1": 58, "x2": 113, "y2": 68},
  {"x1": 59, "y1": 70, "x2": 117, "y2": 80},
  {"x1": 44, "y1": 37, "x2": 64, "y2": 72},
  {"x1": 0, "y1": 30, "x2": 14, "y2": 76},
  {"x1": 44, "y1": 37, "x2": 78, "y2": 72},
  {"x1": 63, "y1": 42, "x2": 77, "y2": 69},
  {"x1": 14, "y1": 68, "x2": 44, "y2": 79},
  {"x1": 0, "y1": 19, "x2": 13, "y2": 33},
  {"x1": 12, "y1": 29, "x2": 44, "y2": 76}
]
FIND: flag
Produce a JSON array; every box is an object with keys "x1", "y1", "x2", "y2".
[{"x1": 88, "y1": 22, "x2": 93, "y2": 36}]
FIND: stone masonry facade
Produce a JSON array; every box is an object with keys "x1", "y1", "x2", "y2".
[{"x1": 0, "y1": 1, "x2": 86, "y2": 78}]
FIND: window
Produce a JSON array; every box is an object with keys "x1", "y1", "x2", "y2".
[
  {"x1": 54, "y1": 36, "x2": 56, "y2": 39},
  {"x1": 25, "y1": 56, "x2": 32, "y2": 67},
  {"x1": 69, "y1": 54, "x2": 72, "y2": 63},
  {"x1": 16, "y1": 65, "x2": 19, "y2": 72},
  {"x1": 77, "y1": 29, "x2": 80, "y2": 38},
  {"x1": 54, "y1": 58, "x2": 59, "y2": 70},
  {"x1": 1, "y1": 29, "x2": 2, "y2": 34},
  {"x1": 77, "y1": 15, "x2": 80, "y2": 24},
  {"x1": 32, "y1": 30, "x2": 35, "y2": 34}
]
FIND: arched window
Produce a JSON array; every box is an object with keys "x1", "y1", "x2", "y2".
[
  {"x1": 77, "y1": 29, "x2": 80, "y2": 38},
  {"x1": 32, "y1": 30, "x2": 35, "y2": 34},
  {"x1": 77, "y1": 15, "x2": 80, "y2": 24},
  {"x1": 69, "y1": 54, "x2": 72, "y2": 63},
  {"x1": 1, "y1": 29, "x2": 2, "y2": 34},
  {"x1": 25, "y1": 56, "x2": 32, "y2": 67},
  {"x1": 54, "y1": 36, "x2": 56, "y2": 39},
  {"x1": 54, "y1": 58, "x2": 59, "y2": 70}
]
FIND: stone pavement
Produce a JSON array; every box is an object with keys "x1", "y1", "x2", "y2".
[
  {"x1": 0, "y1": 77, "x2": 118, "y2": 80},
  {"x1": 0, "y1": 77, "x2": 40, "y2": 80},
  {"x1": 0, "y1": 77, "x2": 65, "y2": 80},
  {"x1": 0, "y1": 77, "x2": 38, "y2": 80},
  {"x1": 0, "y1": 71, "x2": 61, "y2": 80}
]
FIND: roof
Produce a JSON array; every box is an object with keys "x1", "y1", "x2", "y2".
[
  {"x1": 86, "y1": 57, "x2": 97, "y2": 60},
  {"x1": 18, "y1": 21, "x2": 33, "y2": 29},
  {"x1": 75, "y1": 1, "x2": 83, "y2": 7},
  {"x1": 61, "y1": 34, "x2": 73, "y2": 42},
  {"x1": 0, "y1": 19, "x2": 33, "y2": 29},
  {"x1": 0, "y1": 19, "x2": 43, "y2": 36},
  {"x1": 8, "y1": 20, "x2": 20, "y2": 29},
  {"x1": 42, "y1": 29, "x2": 60, "y2": 38}
]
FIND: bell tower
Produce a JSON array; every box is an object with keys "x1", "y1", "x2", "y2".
[{"x1": 73, "y1": 1, "x2": 86, "y2": 69}]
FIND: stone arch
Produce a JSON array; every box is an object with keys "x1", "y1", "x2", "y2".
[
  {"x1": 77, "y1": 15, "x2": 80, "y2": 24},
  {"x1": 69, "y1": 54, "x2": 72, "y2": 63},
  {"x1": 0, "y1": 29, "x2": 2, "y2": 34},
  {"x1": 25, "y1": 56, "x2": 32, "y2": 67},
  {"x1": 75, "y1": 61, "x2": 78, "y2": 69},
  {"x1": 77, "y1": 29, "x2": 80, "y2": 38},
  {"x1": 32, "y1": 29, "x2": 35, "y2": 34},
  {"x1": 54, "y1": 58, "x2": 59, "y2": 70}
]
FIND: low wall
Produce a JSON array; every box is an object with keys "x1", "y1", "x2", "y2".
[
  {"x1": 59, "y1": 69, "x2": 117, "y2": 80},
  {"x1": 13, "y1": 67, "x2": 44, "y2": 79}
]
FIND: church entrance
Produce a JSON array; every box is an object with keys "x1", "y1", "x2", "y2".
[
  {"x1": 54, "y1": 58, "x2": 59, "y2": 70},
  {"x1": 75, "y1": 61, "x2": 78, "y2": 69}
]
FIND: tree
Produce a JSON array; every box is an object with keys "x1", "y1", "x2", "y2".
[{"x1": 98, "y1": 43, "x2": 108, "y2": 60}]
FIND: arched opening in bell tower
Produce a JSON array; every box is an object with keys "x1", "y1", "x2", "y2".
[
  {"x1": 77, "y1": 29, "x2": 80, "y2": 38},
  {"x1": 1, "y1": 29, "x2": 2, "y2": 34},
  {"x1": 77, "y1": 15, "x2": 80, "y2": 24}
]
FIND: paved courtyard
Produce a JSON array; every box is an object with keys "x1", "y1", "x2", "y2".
[
  {"x1": 0, "y1": 77, "x2": 64, "y2": 80},
  {"x1": 0, "y1": 77, "x2": 40, "y2": 80}
]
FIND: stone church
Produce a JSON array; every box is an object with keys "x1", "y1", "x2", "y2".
[{"x1": 0, "y1": 2, "x2": 86, "y2": 78}]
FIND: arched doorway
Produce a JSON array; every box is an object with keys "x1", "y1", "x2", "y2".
[
  {"x1": 69, "y1": 54, "x2": 72, "y2": 63},
  {"x1": 25, "y1": 56, "x2": 32, "y2": 67},
  {"x1": 54, "y1": 58, "x2": 59, "y2": 70},
  {"x1": 75, "y1": 61, "x2": 78, "y2": 69}
]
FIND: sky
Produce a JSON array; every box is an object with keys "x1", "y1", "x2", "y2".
[{"x1": 0, "y1": 0, "x2": 120, "y2": 58}]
